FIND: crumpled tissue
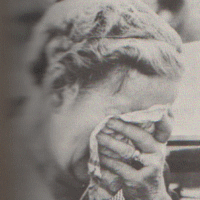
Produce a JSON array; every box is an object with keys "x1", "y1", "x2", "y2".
[{"x1": 80, "y1": 104, "x2": 170, "y2": 200}]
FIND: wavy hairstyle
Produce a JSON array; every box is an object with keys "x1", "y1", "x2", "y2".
[{"x1": 29, "y1": 0, "x2": 183, "y2": 91}]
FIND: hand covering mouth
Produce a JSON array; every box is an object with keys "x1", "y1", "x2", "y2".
[{"x1": 81, "y1": 104, "x2": 170, "y2": 200}]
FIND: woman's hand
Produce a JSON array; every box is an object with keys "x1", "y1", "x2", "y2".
[{"x1": 97, "y1": 114, "x2": 173, "y2": 200}]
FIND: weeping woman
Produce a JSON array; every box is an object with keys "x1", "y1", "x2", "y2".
[{"x1": 28, "y1": 0, "x2": 183, "y2": 199}]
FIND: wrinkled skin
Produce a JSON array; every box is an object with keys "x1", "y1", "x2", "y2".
[
  {"x1": 97, "y1": 115, "x2": 173, "y2": 200},
  {"x1": 49, "y1": 70, "x2": 178, "y2": 199}
]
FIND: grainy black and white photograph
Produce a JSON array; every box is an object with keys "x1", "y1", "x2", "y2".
[{"x1": 1, "y1": 0, "x2": 200, "y2": 199}]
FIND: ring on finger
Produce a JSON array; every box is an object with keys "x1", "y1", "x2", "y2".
[{"x1": 132, "y1": 150, "x2": 141, "y2": 162}]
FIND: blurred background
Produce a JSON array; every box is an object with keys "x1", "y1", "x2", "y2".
[
  {"x1": 143, "y1": 0, "x2": 200, "y2": 43},
  {"x1": 2, "y1": 0, "x2": 200, "y2": 199}
]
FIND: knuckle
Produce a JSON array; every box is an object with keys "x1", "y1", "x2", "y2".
[
  {"x1": 156, "y1": 131, "x2": 171, "y2": 143},
  {"x1": 155, "y1": 144, "x2": 166, "y2": 156},
  {"x1": 117, "y1": 121, "x2": 132, "y2": 135},
  {"x1": 122, "y1": 172, "x2": 139, "y2": 186},
  {"x1": 118, "y1": 121, "x2": 128, "y2": 133},
  {"x1": 155, "y1": 118, "x2": 174, "y2": 143},
  {"x1": 139, "y1": 132, "x2": 154, "y2": 145},
  {"x1": 100, "y1": 172, "x2": 122, "y2": 195},
  {"x1": 156, "y1": 149, "x2": 164, "y2": 158},
  {"x1": 109, "y1": 178, "x2": 122, "y2": 193},
  {"x1": 107, "y1": 159, "x2": 119, "y2": 170},
  {"x1": 157, "y1": 150, "x2": 166, "y2": 164},
  {"x1": 124, "y1": 179, "x2": 138, "y2": 188},
  {"x1": 114, "y1": 163, "x2": 123, "y2": 173},
  {"x1": 143, "y1": 167, "x2": 160, "y2": 183},
  {"x1": 152, "y1": 163, "x2": 161, "y2": 173},
  {"x1": 148, "y1": 154, "x2": 163, "y2": 170},
  {"x1": 120, "y1": 146, "x2": 134, "y2": 159},
  {"x1": 113, "y1": 161, "x2": 125, "y2": 174},
  {"x1": 152, "y1": 157, "x2": 163, "y2": 170}
]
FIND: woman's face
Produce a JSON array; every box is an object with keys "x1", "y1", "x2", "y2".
[{"x1": 49, "y1": 69, "x2": 179, "y2": 187}]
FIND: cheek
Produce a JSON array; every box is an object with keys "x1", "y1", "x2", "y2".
[
  {"x1": 75, "y1": 107, "x2": 105, "y2": 133},
  {"x1": 119, "y1": 75, "x2": 178, "y2": 111},
  {"x1": 69, "y1": 108, "x2": 108, "y2": 166},
  {"x1": 75, "y1": 94, "x2": 112, "y2": 131},
  {"x1": 69, "y1": 105, "x2": 107, "y2": 149},
  {"x1": 151, "y1": 80, "x2": 178, "y2": 105}
]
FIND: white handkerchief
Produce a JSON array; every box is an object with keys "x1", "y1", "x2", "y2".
[{"x1": 81, "y1": 104, "x2": 170, "y2": 200}]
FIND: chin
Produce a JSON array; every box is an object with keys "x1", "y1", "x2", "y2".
[
  {"x1": 54, "y1": 158, "x2": 89, "y2": 199},
  {"x1": 70, "y1": 155, "x2": 90, "y2": 187}
]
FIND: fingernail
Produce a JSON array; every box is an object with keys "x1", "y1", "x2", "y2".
[
  {"x1": 106, "y1": 118, "x2": 117, "y2": 128},
  {"x1": 102, "y1": 127, "x2": 114, "y2": 134}
]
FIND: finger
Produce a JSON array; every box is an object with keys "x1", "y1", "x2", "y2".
[
  {"x1": 99, "y1": 145, "x2": 165, "y2": 171},
  {"x1": 99, "y1": 145, "x2": 120, "y2": 159},
  {"x1": 100, "y1": 155, "x2": 138, "y2": 180},
  {"x1": 97, "y1": 133, "x2": 136, "y2": 160},
  {"x1": 106, "y1": 119, "x2": 157, "y2": 153},
  {"x1": 139, "y1": 153, "x2": 165, "y2": 168},
  {"x1": 154, "y1": 113, "x2": 174, "y2": 143},
  {"x1": 100, "y1": 156, "x2": 165, "y2": 193},
  {"x1": 101, "y1": 127, "x2": 115, "y2": 134},
  {"x1": 122, "y1": 165, "x2": 166, "y2": 200},
  {"x1": 93, "y1": 186, "x2": 113, "y2": 199},
  {"x1": 100, "y1": 169, "x2": 122, "y2": 195}
]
